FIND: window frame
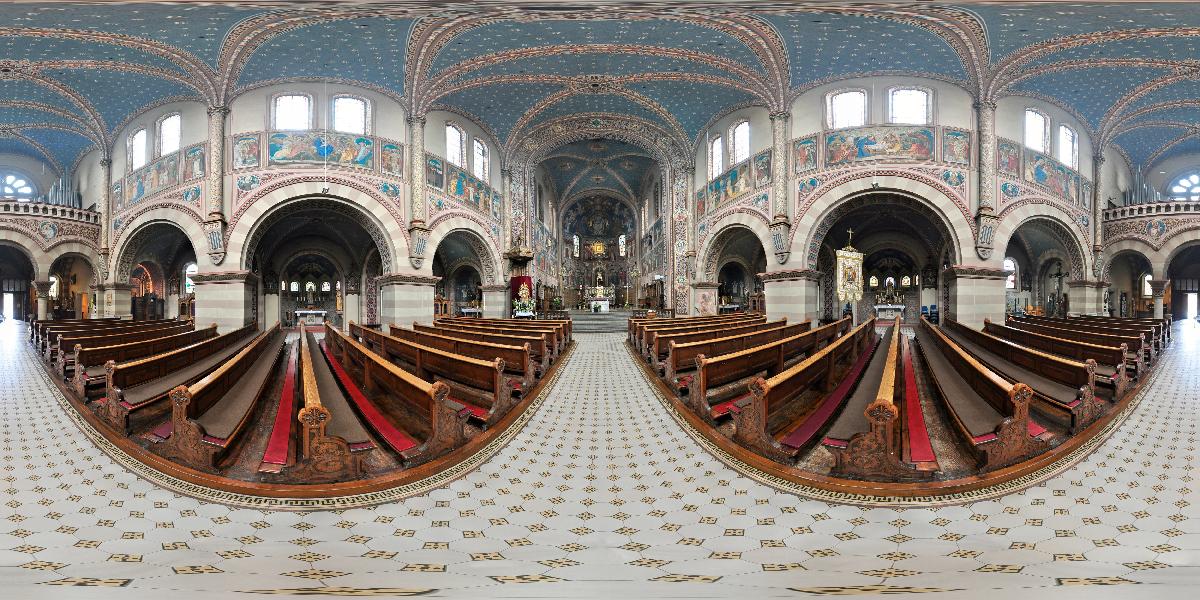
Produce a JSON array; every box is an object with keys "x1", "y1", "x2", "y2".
[
  {"x1": 826, "y1": 88, "x2": 868, "y2": 130},
  {"x1": 472, "y1": 138, "x2": 490, "y2": 181},
  {"x1": 444, "y1": 121, "x2": 467, "y2": 168},
  {"x1": 708, "y1": 135, "x2": 724, "y2": 180},
  {"x1": 127, "y1": 128, "x2": 148, "y2": 171},
  {"x1": 887, "y1": 86, "x2": 932, "y2": 125},
  {"x1": 728, "y1": 119, "x2": 751, "y2": 165},
  {"x1": 1023, "y1": 108, "x2": 1050, "y2": 154},
  {"x1": 1169, "y1": 171, "x2": 1200, "y2": 201},
  {"x1": 0, "y1": 170, "x2": 37, "y2": 201},
  {"x1": 270, "y1": 92, "x2": 314, "y2": 131},
  {"x1": 1142, "y1": 273, "x2": 1153, "y2": 297},
  {"x1": 1003, "y1": 257, "x2": 1018, "y2": 290},
  {"x1": 155, "y1": 112, "x2": 182, "y2": 158},
  {"x1": 330, "y1": 94, "x2": 371, "y2": 135},
  {"x1": 1056, "y1": 124, "x2": 1078, "y2": 169}
]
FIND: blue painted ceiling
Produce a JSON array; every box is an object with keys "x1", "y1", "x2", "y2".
[
  {"x1": 542, "y1": 139, "x2": 656, "y2": 203},
  {"x1": 1, "y1": 3, "x2": 1200, "y2": 176}
]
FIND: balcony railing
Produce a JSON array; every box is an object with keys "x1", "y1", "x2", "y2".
[
  {"x1": 0, "y1": 200, "x2": 101, "y2": 224},
  {"x1": 1103, "y1": 201, "x2": 1200, "y2": 221}
]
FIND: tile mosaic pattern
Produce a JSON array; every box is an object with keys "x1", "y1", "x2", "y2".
[{"x1": 1, "y1": 320, "x2": 1197, "y2": 598}]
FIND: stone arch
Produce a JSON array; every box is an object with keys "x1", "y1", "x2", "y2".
[
  {"x1": 227, "y1": 181, "x2": 403, "y2": 273},
  {"x1": 426, "y1": 215, "x2": 502, "y2": 285},
  {"x1": 700, "y1": 219, "x2": 769, "y2": 282},
  {"x1": 0, "y1": 229, "x2": 43, "y2": 279},
  {"x1": 1101, "y1": 240, "x2": 1159, "y2": 280},
  {"x1": 799, "y1": 189, "x2": 965, "y2": 270},
  {"x1": 994, "y1": 213, "x2": 1089, "y2": 281},
  {"x1": 1162, "y1": 234, "x2": 1200, "y2": 275},
  {"x1": 793, "y1": 174, "x2": 973, "y2": 266},
  {"x1": 109, "y1": 206, "x2": 206, "y2": 276},
  {"x1": 113, "y1": 219, "x2": 196, "y2": 286}
]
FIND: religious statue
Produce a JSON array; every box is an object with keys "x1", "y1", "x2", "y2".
[{"x1": 874, "y1": 280, "x2": 905, "y2": 305}]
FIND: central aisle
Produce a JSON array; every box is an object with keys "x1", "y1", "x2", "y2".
[{"x1": 1, "y1": 325, "x2": 1196, "y2": 599}]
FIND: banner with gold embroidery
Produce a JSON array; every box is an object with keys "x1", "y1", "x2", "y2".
[{"x1": 835, "y1": 246, "x2": 864, "y2": 304}]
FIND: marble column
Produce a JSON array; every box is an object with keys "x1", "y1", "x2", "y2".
[
  {"x1": 406, "y1": 116, "x2": 429, "y2": 269},
  {"x1": 974, "y1": 101, "x2": 1000, "y2": 260},
  {"x1": 1149, "y1": 279, "x2": 1169, "y2": 320},
  {"x1": 378, "y1": 273, "x2": 439, "y2": 327},
  {"x1": 944, "y1": 266, "x2": 1006, "y2": 329},
  {"x1": 768, "y1": 111, "x2": 790, "y2": 221},
  {"x1": 33, "y1": 281, "x2": 51, "y2": 320},
  {"x1": 202, "y1": 106, "x2": 230, "y2": 266},
  {"x1": 482, "y1": 284, "x2": 509, "y2": 319},
  {"x1": 760, "y1": 269, "x2": 820, "y2": 324},
  {"x1": 192, "y1": 270, "x2": 257, "y2": 333},
  {"x1": 1092, "y1": 151, "x2": 1105, "y2": 255}
]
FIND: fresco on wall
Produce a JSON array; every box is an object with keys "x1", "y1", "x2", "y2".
[
  {"x1": 126, "y1": 171, "x2": 148, "y2": 206},
  {"x1": 695, "y1": 188, "x2": 706, "y2": 216},
  {"x1": 825, "y1": 126, "x2": 934, "y2": 166},
  {"x1": 792, "y1": 136, "x2": 817, "y2": 173},
  {"x1": 1024, "y1": 151, "x2": 1077, "y2": 202},
  {"x1": 232, "y1": 134, "x2": 261, "y2": 170},
  {"x1": 490, "y1": 190, "x2": 503, "y2": 222},
  {"x1": 446, "y1": 164, "x2": 488, "y2": 209},
  {"x1": 1081, "y1": 179, "x2": 1093, "y2": 209},
  {"x1": 268, "y1": 131, "x2": 374, "y2": 169},
  {"x1": 425, "y1": 154, "x2": 445, "y2": 189},
  {"x1": 708, "y1": 160, "x2": 752, "y2": 207},
  {"x1": 380, "y1": 142, "x2": 404, "y2": 177},
  {"x1": 753, "y1": 149, "x2": 772, "y2": 188},
  {"x1": 942, "y1": 128, "x2": 971, "y2": 165},
  {"x1": 111, "y1": 181, "x2": 123, "y2": 211},
  {"x1": 151, "y1": 153, "x2": 179, "y2": 193},
  {"x1": 997, "y1": 139, "x2": 1021, "y2": 177},
  {"x1": 183, "y1": 145, "x2": 205, "y2": 180}
]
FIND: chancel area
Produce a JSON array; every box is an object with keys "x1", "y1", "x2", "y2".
[{"x1": 1, "y1": 2, "x2": 1198, "y2": 598}]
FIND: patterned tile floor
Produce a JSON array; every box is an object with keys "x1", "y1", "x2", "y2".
[{"x1": 1, "y1": 319, "x2": 1196, "y2": 598}]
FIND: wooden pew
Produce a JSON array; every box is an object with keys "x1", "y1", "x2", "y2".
[
  {"x1": 1021, "y1": 315, "x2": 1159, "y2": 357},
  {"x1": 73, "y1": 325, "x2": 218, "y2": 399},
  {"x1": 942, "y1": 319, "x2": 1102, "y2": 434},
  {"x1": 1007, "y1": 317, "x2": 1147, "y2": 375},
  {"x1": 823, "y1": 318, "x2": 934, "y2": 480},
  {"x1": 389, "y1": 324, "x2": 536, "y2": 395},
  {"x1": 351, "y1": 323, "x2": 514, "y2": 427},
  {"x1": 439, "y1": 317, "x2": 571, "y2": 350},
  {"x1": 1071, "y1": 314, "x2": 1170, "y2": 346},
  {"x1": 324, "y1": 323, "x2": 466, "y2": 464},
  {"x1": 428, "y1": 321, "x2": 557, "y2": 362},
  {"x1": 96, "y1": 324, "x2": 257, "y2": 434},
  {"x1": 629, "y1": 313, "x2": 751, "y2": 345},
  {"x1": 157, "y1": 325, "x2": 285, "y2": 471},
  {"x1": 32, "y1": 317, "x2": 120, "y2": 345},
  {"x1": 729, "y1": 319, "x2": 876, "y2": 462},
  {"x1": 638, "y1": 314, "x2": 758, "y2": 355},
  {"x1": 984, "y1": 319, "x2": 1129, "y2": 399},
  {"x1": 40, "y1": 319, "x2": 174, "y2": 356},
  {"x1": 642, "y1": 315, "x2": 771, "y2": 361},
  {"x1": 413, "y1": 322, "x2": 551, "y2": 376},
  {"x1": 57, "y1": 321, "x2": 194, "y2": 376},
  {"x1": 914, "y1": 317, "x2": 1046, "y2": 471},
  {"x1": 652, "y1": 318, "x2": 801, "y2": 376},
  {"x1": 665, "y1": 320, "x2": 821, "y2": 393}
]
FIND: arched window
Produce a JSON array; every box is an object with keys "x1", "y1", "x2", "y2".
[
  {"x1": 708, "y1": 136, "x2": 724, "y2": 180},
  {"x1": 1169, "y1": 172, "x2": 1200, "y2": 201},
  {"x1": 729, "y1": 120, "x2": 750, "y2": 164},
  {"x1": 573, "y1": 234, "x2": 580, "y2": 258},
  {"x1": 868, "y1": 275, "x2": 879, "y2": 289},
  {"x1": 827, "y1": 90, "x2": 867, "y2": 129},
  {"x1": 1143, "y1": 273, "x2": 1153, "y2": 297},
  {"x1": 280, "y1": 280, "x2": 286, "y2": 292},
  {"x1": 618, "y1": 234, "x2": 626, "y2": 258},
  {"x1": 290, "y1": 281, "x2": 299, "y2": 292},
  {"x1": 321, "y1": 281, "x2": 331, "y2": 292},
  {"x1": 472, "y1": 139, "x2": 490, "y2": 180},
  {"x1": 157, "y1": 114, "x2": 181, "y2": 156},
  {"x1": 336, "y1": 281, "x2": 341, "y2": 291},
  {"x1": 48, "y1": 275, "x2": 59, "y2": 299},
  {"x1": 128, "y1": 128, "x2": 148, "y2": 169},
  {"x1": 305, "y1": 281, "x2": 317, "y2": 293},
  {"x1": 332, "y1": 96, "x2": 368, "y2": 134},
  {"x1": 888, "y1": 88, "x2": 930, "y2": 125},
  {"x1": 1057, "y1": 125, "x2": 1078, "y2": 169},
  {"x1": 1003, "y1": 257, "x2": 1017, "y2": 290},
  {"x1": 1024, "y1": 109, "x2": 1048, "y2": 153},
  {"x1": 273, "y1": 94, "x2": 312, "y2": 130},
  {"x1": 1, "y1": 172, "x2": 35, "y2": 200},
  {"x1": 445, "y1": 123, "x2": 466, "y2": 167},
  {"x1": 183, "y1": 263, "x2": 197, "y2": 294},
  {"x1": 885, "y1": 276, "x2": 896, "y2": 288},
  {"x1": 901, "y1": 275, "x2": 912, "y2": 287}
]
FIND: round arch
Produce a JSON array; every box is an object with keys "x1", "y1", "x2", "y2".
[
  {"x1": 0, "y1": 229, "x2": 43, "y2": 279},
  {"x1": 227, "y1": 180, "x2": 404, "y2": 273},
  {"x1": 425, "y1": 216, "x2": 502, "y2": 285},
  {"x1": 110, "y1": 206, "x2": 205, "y2": 276},
  {"x1": 1101, "y1": 240, "x2": 1159, "y2": 280},
  {"x1": 700, "y1": 218, "x2": 770, "y2": 282},
  {"x1": 113, "y1": 219, "x2": 196, "y2": 285},
  {"x1": 994, "y1": 212, "x2": 1090, "y2": 281}
]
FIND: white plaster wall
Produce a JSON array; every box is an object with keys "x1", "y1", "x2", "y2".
[
  {"x1": 789, "y1": 76, "x2": 974, "y2": 138},
  {"x1": 73, "y1": 152, "x2": 104, "y2": 211},
  {"x1": 424, "y1": 110, "x2": 502, "y2": 190},
  {"x1": 108, "y1": 101, "x2": 208, "y2": 178},
  {"x1": 692, "y1": 105, "x2": 772, "y2": 182},
  {"x1": 995, "y1": 95, "x2": 1095, "y2": 177},
  {"x1": 1147, "y1": 153, "x2": 1200, "y2": 198},
  {"x1": 228, "y1": 83, "x2": 407, "y2": 142}
]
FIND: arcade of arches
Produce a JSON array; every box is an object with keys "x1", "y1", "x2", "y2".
[{"x1": 1, "y1": 3, "x2": 1199, "y2": 598}]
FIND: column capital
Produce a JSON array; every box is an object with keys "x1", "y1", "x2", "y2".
[
  {"x1": 33, "y1": 280, "x2": 53, "y2": 295},
  {"x1": 1147, "y1": 279, "x2": 1169, "y2": 297},
  {"x1": 1093, "y1": 151, "x2": 1106, "y2": 165},
  {"x1": 206, "y1": 105, "x2": 230, "y2": 117},
  {"x1": 405, "y1": 114, "x2": 427, "y2": 126},
  {"x1": 99, "y1": 157, "x2": 112, "y2": 168},
  {"x1": 769, "y1": 110, "x2": 790, "y2": 122},
  {"x1": 973, "y1": 100, "x2": 998, "y2": 111}
]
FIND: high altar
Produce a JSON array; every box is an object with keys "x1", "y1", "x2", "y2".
[
  {"x1": 585, "y1": 285, "x2": 614, "y2": 312},
  {"x1": 873, "y1": 282, "x2": 906, "y2": 321}
]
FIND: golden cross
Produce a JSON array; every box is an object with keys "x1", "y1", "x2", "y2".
[{"x1": 846, "y1": 227, "x2": 854, "y2": 246}]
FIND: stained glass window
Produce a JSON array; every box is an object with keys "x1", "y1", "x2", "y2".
[
  {"x1": 889, "y1": 88, "x2": 929, "y2": 125},
  {"x1": 869, "y1": 276, "x2": 878, "y2": 288},
  {"x1": 1169, "y1": 173, "x2": 1200, "y2": 201},
  {"x1": 48, "y1": 276, "x2": 59, "y2": 299},
  {"x1": 1024, "y1": 109, "x2": 1048, "y2": 153},
  {"x1": 472, "y1": 139, "x2": 489, "y2": 180},
  {"x1": 1057, "y1": 125, "x2": 1078, "y2": 169},
  {"x1": 618, "y1": 234, "x2": 626, "y2": 257},
  {"x1": 184, "y1": 263, "x2": 197, "y2": 294},
  {"x1": 1003, "y1": 258, "x2": 1017, "y2": 290},
  {"x1": 321, "y1": 281, "x2": 331, "y2": 292},
  {"x1": 573, "y1": 235, "x2": 580, "y2": 258},
  {"x1": 290, "y1": 281, "x2": 299, "y2": 292},
  {"x1": 1, "y1": 173, "x2": 34, "y2": 200},
  {"x1": 708, "y1": 136, "x2": 724, "y2": 180},
  {"x1": 901, "y1": 275, "x2": 912, "y2": 287}
]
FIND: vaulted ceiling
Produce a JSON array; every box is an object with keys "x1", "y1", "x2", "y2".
[{"x1": 4, "y1": 2, "x2": 1200, "y2": 176}]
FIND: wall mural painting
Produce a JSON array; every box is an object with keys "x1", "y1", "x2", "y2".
[
  {"x1": 753, "y1": 149, "x2": 772, "y2": 188},
  {"x1": 825, "y1": 126, "x2": 934, "y2": 166},
  {"x1": 997, "y1": 139, "x2": 1022, "y2": 178},
  {"x1": 380, "y1": 142, "x2": 404, "y2": 177},
  {"x1": 425, "y1": 154, "x2": 445, "y2": 189},
  {"x1": 126, "y1": 170, "x2": 148, "y2": 207},
  {"x1": 792, "y1": 136, "x2": 818, "y2": 174},
  {"x1": 707, "y1": 160, "x2": 752, "y2": 208},
  {"x1": 1024, "y1": 150, "x2": 1078, "y2": 203},
  {"x1": 446, "y1": 164, "x2": 488, "y2": 210},
  {"x1": 268, "y1": 131, "x2": 374, "y2": 169},
  {"x1": 150, "y1": 153, "x2": 179, "y2": 194},
  {"x1": 232, "y1": 134, "x2": 261, "y2": 170},
  {"x1": 111, "y1": 181, "x2": 123, "y2": 211},
  {"x1": 695, "y1": 188, "x2": 706, "y2": 217},
  {"x1": 942, "y1": 128, "x2": 971, "y2": 165},
  {"x1": 1081, "y1": 179, "x2": 1093, "y2": 209},
  {"x1": 490, "y1": 190, "x2": 503, "y2": 222},
  {"x1": 182, "y1": 145, "x2": 206, "y2": 181}
]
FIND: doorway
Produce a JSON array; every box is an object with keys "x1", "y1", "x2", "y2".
[
  {"x1": 1187, "y1": 292, "x2": 1197, "y2": 320},
  {"x1": 2, "y1": 293, "x2": 12, "y2": 319}
]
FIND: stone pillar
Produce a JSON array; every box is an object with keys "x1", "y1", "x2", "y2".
[
  {"x1": 944, "y1": 266, "x2": 1006, "y2": 329},
  {"x1": 1148, "y1": 279, "x2": 1168, "y2": 320},
  {"x1": 33, "y1": 281, "x2": 51, "y2": 320},
  {"x1": 692, "y1": 281, "x2": 721, "y2": 315},
  {"x1": 974, "y1": 101, "x2": 999, "y2": 260},
  {"x1": 263, "y1": 287, "x2": 280, "y2": 330},
  {"x1": 203, "y1": 106, "x2": 230, "y2": 266},
  {"x1": 669, "y1": 167, "x2": 693, "y2": 315},
  {"x1": 99, "y1": 283, "x2": 133, "y2": 320},
  {"x1": 1091, "y1": 151, "x2": 1105, "y2": 257},
  {"x1": 343, "y1": 274, "x2": 362, "y2": 331},
  {"x1": 482, "y1": 283, "x2": 509, "y2": 319},
  {"x1": 378, "y1": 273, "x2": 439, "y2": 327},
  {"x1": 760, "y1": 269, "x2": 820, "y2": 324},
  {"x1": 98, "y1": 157, "x2": 113, "y2": 284},
  {"x1": 1066, "y1": 280, "x2": 1108, "y2": 315},
  {"x1": 768, "y1": 111, "x2": 790, "y2": 221},
  {"x1": 192, "y1": 270, "x2": 256, "y2": 333},
  {"x1": 407, "y1": 115, "x2": 427, "y2": 226}
]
